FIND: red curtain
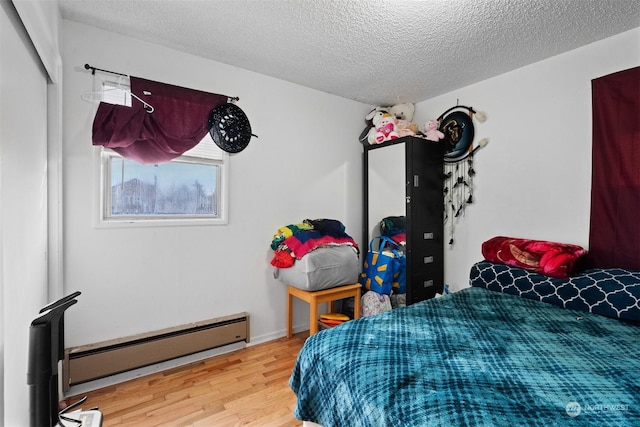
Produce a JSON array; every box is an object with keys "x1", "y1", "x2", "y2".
[
  {"x1": 588, "y1": 66, "x2": 640, "y2": 270},
  {"x1": 92, "y1": 76, "x2": 229, "y2": 164}
]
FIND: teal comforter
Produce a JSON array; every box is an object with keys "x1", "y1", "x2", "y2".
[{"x1": 290, "y1": 287, "x2": 639, "y2": 426}]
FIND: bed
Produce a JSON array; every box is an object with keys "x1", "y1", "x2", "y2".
[{"x1": 289, "y1": 261, "x2": 640, "y2": 426}]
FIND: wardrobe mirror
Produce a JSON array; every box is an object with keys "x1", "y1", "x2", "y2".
[{"x1": 367, "y1": 142, "x2": 405, "y2": 247}]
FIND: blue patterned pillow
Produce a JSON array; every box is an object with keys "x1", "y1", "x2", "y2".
[{"x1": 470, "y1": 261, "x2": 640, "y2": 323}]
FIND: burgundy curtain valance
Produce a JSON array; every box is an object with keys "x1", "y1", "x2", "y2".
[
  {"x1": 92, "y1": 76, "x2": 229, "y2": 164},
  {"x1": 587, "y1": 66, "x2": 640, "y2": 270}
]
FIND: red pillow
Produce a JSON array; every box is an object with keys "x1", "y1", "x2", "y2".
[{"x1": 481, "y1": 236, "x2": 587, "y2": 279}]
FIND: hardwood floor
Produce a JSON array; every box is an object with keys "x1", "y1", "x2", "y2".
[{"x1": 66, "y1": 332, "x2": 309, "y2": 426}]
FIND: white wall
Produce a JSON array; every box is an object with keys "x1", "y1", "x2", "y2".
[
  {"x1": 1, "y1": 1, "x2": 53, "y2": 425},
  {"x1": 413, "y1": 28, "x2": 640, "y2": 292},
  {"x1": 61, "y1": 21, "x2": 366, "y2": 353}
]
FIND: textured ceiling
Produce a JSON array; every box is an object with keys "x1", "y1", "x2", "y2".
[{"x1": 58, "y1": 0, "x2": 640, "y2": 106}]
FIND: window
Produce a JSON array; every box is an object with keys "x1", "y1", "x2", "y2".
[{"x1": 96, "y1": 80, "x2": 228, "y2": 227}]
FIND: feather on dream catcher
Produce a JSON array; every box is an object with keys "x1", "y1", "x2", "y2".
[{"x1": 438, "y1": 104, "x2": 489, "y2": 245}]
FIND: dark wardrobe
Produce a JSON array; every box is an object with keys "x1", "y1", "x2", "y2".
[{"x1": 363, "y1": 136, "x2": 444, "y2": 304}]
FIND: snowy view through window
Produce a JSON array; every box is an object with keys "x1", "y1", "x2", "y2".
[{"x1": 109, "y1": 157, "x2": 219, "y2": 217}]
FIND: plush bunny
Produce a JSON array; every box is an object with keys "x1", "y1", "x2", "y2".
[
  {"x1": 366, "y1": 111, "x2": 387, "y2": 144},
  {"x1": 365, "y1": 106, "x2": 390, "y2": 125},
  {"x1": 362, "y1": 106, "x2": 390, "y2": 144},
  {"x1": 424, "y1": 120, "x2": 444, "y2": 142},
  {"x1": 374, "y1": 114, "x2": 399, "y2": 143}
]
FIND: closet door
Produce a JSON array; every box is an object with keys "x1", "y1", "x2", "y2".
[{"x1": 406, "y1": 139, "x2": 444, "y2": 304}]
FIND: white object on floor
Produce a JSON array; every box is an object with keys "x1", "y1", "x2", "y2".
[{"x1": 58, "y1": 409, "x2": 103, "y2": 427}]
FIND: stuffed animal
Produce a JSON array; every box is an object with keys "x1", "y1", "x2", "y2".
[
  {"x1": 362, "y1": 104, "x2": 415, "y2": 144},
  {"x1": 366, "y1": 111, "x2": 387, "y2": 144},
  {"x1": 424, "y1": 120, "x2": 444, "y2": 142},
  {"x1": 389, "y1": 103, "x2": 415, "y2": 122},
  {"x1": 390, "y1": 103, "x2": 418, "y2": 137},
  {"x1": 365, "y1": 106, "x2": 390, "y2": 126},
  {"x1": 396, "y1": 119, "x2": 418, "y2": 137},
  {"x1": 361, "y1": 106, "x2": 390, "y2": 144},
  {"x1": 374, "y1": 114, "x2": 399, "y2": 143}
]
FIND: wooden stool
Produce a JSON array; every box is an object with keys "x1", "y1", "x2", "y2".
[{"x1": 287, "y1": 283, "x2": 361, "y2": 338}]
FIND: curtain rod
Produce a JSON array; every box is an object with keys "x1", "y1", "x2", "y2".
[
  {"x1": 83, "y1": 63, "x2": 239, "y2": 102},
  {"x1": 84, "y1": 63, "x2": 128, "y2": 77}
]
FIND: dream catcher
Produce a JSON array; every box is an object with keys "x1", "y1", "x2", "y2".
[{"x1": 438, "y1": 104, "x2": 488, "y2": 245}]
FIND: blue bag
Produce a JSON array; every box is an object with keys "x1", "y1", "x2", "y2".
[
  {"x1": 392, "y1": 250, "x2": 406, "y2": 294},
  {"x1": 359, "y1": 236, "x2": 405, "y2": 295}
]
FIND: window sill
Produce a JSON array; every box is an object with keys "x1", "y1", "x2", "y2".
[{"x1": 94, "y1": 217, "x2": 228, "y2": 229}]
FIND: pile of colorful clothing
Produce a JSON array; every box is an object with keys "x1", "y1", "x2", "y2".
[
  {"x1": 270, "y1": 218, "x2": 359, "y2": 268},
  {"x1": 379, "y1": 215, "x2": 406, "y2": 245}
]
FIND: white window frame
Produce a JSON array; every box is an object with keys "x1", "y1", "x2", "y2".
[{"x1": 93, "y1": 79, "x2": 229, "y2": 228}]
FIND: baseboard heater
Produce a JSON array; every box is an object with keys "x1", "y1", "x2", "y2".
[{"x1": 63, "y1": 312, "x2": 249, "y2": 389}]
